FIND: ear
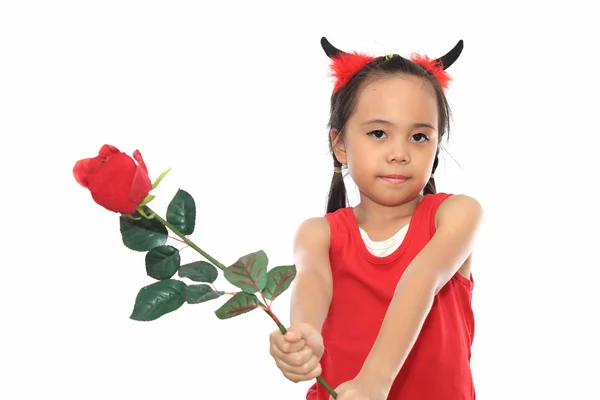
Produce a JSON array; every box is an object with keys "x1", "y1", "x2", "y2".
[{"x1": 330, "y1": 129, "x2": 347, "y2": 165}]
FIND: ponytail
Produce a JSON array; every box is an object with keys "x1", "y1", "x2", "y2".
[
  {"x1": 423, "y1": 151, "x2": 439, "y2": 195},
  {"x1": 326, "y1": 157, "x2": 347, "y2": 213}
]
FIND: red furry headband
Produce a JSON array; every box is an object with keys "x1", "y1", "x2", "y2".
[{"x1": 321, "y1": 37, "x2": 464, "y2": 94}]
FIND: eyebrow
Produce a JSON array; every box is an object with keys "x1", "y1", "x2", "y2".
[{"x1": 361, "y1": 118, "x2": 437, "y2": 131}]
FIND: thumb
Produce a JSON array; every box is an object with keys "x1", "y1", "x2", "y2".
[
  {"x1": 284, "y1": 323, "x2": 319, "y2": 344},
  {"x1": 283, "y1": 325, "x2": 303, "y2": 343}
]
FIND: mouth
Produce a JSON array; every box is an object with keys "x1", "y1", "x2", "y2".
[{"x1": 380, "y1": 175, "x2": 409, "y2": 184}]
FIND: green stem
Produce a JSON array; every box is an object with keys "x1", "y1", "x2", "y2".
[
  {"x1": 144, "y1": 206, "x2": 226, "y2": 270},
  {"x1": 142, "y1": 206, "x2": 337, "y2": 398}
]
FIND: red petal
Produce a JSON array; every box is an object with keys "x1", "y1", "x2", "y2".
[
  {"x1": 98, "y1": 144, "x2": 121, "y2": 159},
  {"x1": 73, "y1": 157, "x2": 103, "y2": 188},
  {"x1": 132, "y1": 150, "x2": 148, "y2": 175},
  {"x1": 129, "y1": 150, "x2": 152, "y2": 205},
  {"x1": 86, "y1": 153, "x2": 137, "y2": 213}
]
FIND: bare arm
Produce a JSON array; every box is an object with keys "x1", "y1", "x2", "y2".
[
  {"x1": 267, "y1": 217, "x2": 333, "y2": 384},
  {"x1": 358, "y1": 195, "x2": 484, "y2": 387},
  {"x1": 290, "y1": 217, "x2": 334, "y2": 333}
]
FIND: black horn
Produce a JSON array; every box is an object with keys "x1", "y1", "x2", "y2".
[
  {"x1": 321, "y1": 37, "x2": 346, "y2": 58},
  {"x1": 435, "y1": 40, "x2": 464, "y2": 70}
]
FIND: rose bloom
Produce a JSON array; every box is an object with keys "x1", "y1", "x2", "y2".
[{"x1": 73, "y1": 144, "x2": 152, "y2": 214}]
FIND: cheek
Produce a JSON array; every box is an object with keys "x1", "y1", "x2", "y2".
[
  {"x1": 407, "y1": 146, "x2": 436, "y2": 172},
  {"x1": 345, "y1": 144, "x2": 373, "y2": 169},
  {"x1": 421, "y1": 152, "x2": 438, "y2": 173}
]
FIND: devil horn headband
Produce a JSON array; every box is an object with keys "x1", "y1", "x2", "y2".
[{"x1": 321, "y1": 37, "x2": 464, "y2": 93}]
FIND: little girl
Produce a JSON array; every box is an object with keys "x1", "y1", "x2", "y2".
[{"x1": 269, "y1": 37, "x2": 483, "y2": 400}]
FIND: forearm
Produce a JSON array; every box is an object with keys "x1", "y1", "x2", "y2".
[
  {"x1": 357, "y1": 195, "x2": 482, "y2": 388},
  {"x1": 289, "y1": 269, "x2": 333, "y2": 332},
  {"x1": 359, "y1": 270, "x2": 436, "y2": 386}
]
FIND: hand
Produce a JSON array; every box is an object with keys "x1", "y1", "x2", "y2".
[
  {"x1": 330, "y1": 375, "x2": 391, "y2": 400},
  {"x1": 269, "y1": 323, "x2": 324, "y2": 383}
]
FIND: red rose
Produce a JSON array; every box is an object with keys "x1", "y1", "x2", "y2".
[{"x1": 74, "y1": 144, "x2": 152, "y2": 214}]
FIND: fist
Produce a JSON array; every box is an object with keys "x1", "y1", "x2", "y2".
[{"x1": 269, "y1": 323, "x2": 324, "y2": 383}]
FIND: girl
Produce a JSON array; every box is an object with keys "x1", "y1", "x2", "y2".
[{"x1": 269, "y1": 37, "x2": 483, "y2": 400}]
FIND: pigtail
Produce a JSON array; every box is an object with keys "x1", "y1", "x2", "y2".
[
  {"x1": 424, "y1": 176, "x2": 437, "y2": 195},
  {"x1": 423, "y1": 152, "x2": 439, "y2": 195},
  {"x1": 326, "y1": 157, "x2": 347, "y2": 213}
]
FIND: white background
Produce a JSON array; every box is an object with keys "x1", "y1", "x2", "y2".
[{"x1": 2, "y1": 1, "x2": 599, "y2": 399}]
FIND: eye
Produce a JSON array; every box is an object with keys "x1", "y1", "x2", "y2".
[
  {"x1": 367, "y1": 130, "x2": 388, "y2": 140},
  {"x1": 411, "y1": 133, "x2": 430, "y2": 143}
]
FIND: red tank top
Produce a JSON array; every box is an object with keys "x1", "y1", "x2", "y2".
[{"x1": 307, "y1": 193, "x2": 475, "y2": 400}]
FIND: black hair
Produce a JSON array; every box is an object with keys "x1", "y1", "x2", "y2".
[{"x1": 326, "y1": 55, "x2": 452, "y2": 214}]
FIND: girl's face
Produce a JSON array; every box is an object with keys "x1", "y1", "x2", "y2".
[{"x1": 332, "y1": 74, "x2": 439, "y2": 207}]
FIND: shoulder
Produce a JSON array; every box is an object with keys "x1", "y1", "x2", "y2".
[
  {"x1": 293, "y1": 217, "x2": 333, "y2": 278},
  {"x1": 412, "y1": 194, "x2": 482, "y2": 294},
  {"x1": 293, "y1": 217, "x2": 331, "y2": 250},
  {"x1": 295, "y1": 216, "x2": 331, "y2": 234},
  {"x1": 434, "y1": 194, "x2": 484, "y2": 231}
]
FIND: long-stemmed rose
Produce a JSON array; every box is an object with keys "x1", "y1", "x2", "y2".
[{"x1": 74, "y1": 144, "x2": 337, "y2": 398}]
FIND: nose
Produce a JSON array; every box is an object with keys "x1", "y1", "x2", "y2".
[{"x1": 386, "y1": 139, "x2": 409, "y2": 164}]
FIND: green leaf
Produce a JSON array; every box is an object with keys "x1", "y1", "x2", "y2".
[
  {"x1": 184, "y1": 284, "x2": 224, "y2": 304},
  {"x1": 223, "y1": 250, "x2": 268, "y2": 294},
  {"x1": 214, "y1": 292, "x2": 260, "y2": 320},
  {"x1": 139, "y1": 194, "x2": 156, "y2": 207},
  {"x1": 263, "y1": 265, "x2": 297, "y2": 301},
  {"x1": 130, "y1": 279, "x2": 186, "y2": 321},
  {"x1": 146, "y1": 245, "x2": 181, "y2": 280},
  {"x1": 166, "y1": 189, "x2": 196, "y2": 235},
  {"x1": 152, "y1": 168, "x2": 171, "y2": 190},
  {"x1": 178, "y1": 261, "x2": 218, "y2": 283},
  {"x1": 120, "y1": 213, "x2": 168, "y2": 252}
]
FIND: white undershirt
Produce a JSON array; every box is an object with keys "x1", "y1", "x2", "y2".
[{"x1": 358, "y1": 225, "x2": 409, "y2": 257}]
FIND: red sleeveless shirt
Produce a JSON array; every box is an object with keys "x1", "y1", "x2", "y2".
[{"x1": 306, "y1": 193, "x2": 475, "y2": 400}]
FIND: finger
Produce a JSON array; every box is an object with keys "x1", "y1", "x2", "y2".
[
  {"x1": 285, "y1": 323, "x2": 318, "y2": 343},
  {"x1": 279, "y1": 338, "x2": 306, "y2": 353},
  {"x1": 278, "y1": 353, "x2": 319, "y2": 377},
  {"x1": 298, "y1": 354, "x2": 320, "y2": 376},
  {"x1": 273, "y1": 344, "x2": 314, "y2": 367},
  {"x1": 271, "y1": 350, "x2": 319, "y2": 381},
  {"x1": 296, "y1": 323, "x2": 319, "y2": 340},
  {"x1": 306, "y1": 339, "x2": 325, "y2": 359},
  {"x1": 269, "y1": 329, "x2": 283, "y2": 342},
  {"x1": 270, "y1": 329, "x2": 305, "y2": 353},
  {"x1": 270, "y1": 338, "x2": 304, "y2": 360},
  {"x1": 281, "y1": 361, "x2": 322, "y2": 383},
  {"x1": 295, "y1": 323, "x2": 324, "y2": 354},
  {"x1": 269, "y1": 329, "x2": 289, "y2": 351},
  {"x1": 286, "y1": 345, "x2": 314, "y2": 366},
  {"x1": 269, "y1": 343, "x2": 297, "y2": 369}
]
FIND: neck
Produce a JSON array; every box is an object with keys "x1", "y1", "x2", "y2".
[{"x1": 353, "y1": 193, "x2": 423, "y2": 225}]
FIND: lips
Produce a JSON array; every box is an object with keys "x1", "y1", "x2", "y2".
[{"x1": 380, "y1": 175, "x2": 409, "y2": 184}]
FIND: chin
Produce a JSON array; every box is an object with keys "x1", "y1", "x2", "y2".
[
  {"x1": 356, "y1": 179, "x2": 425, "y2": 206},
  {"x1": 363, "y1": 190, "x2": 421, "y2": 207}
]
